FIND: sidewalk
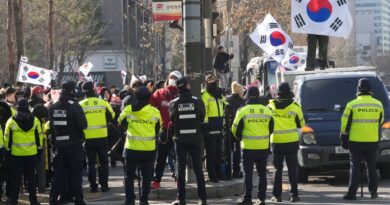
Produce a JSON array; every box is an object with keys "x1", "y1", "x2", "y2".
[{"x1": 11, "y1": 164, "x2": 244, "y2": 204}]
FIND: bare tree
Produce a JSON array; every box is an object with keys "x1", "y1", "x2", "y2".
[
  {"x1": 7, "y1": 0, "x2": 15, "y2": 81},
  {"x1": 13, "y1": 0, "x2": 24, "y2": 73},
  {"x1": 48, "y1": 0, "x2": 54, "y2": 70}
]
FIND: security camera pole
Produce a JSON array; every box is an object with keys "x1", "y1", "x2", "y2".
[{"x1": 183, "y1": 0, "x2": 203, "y2": 183}]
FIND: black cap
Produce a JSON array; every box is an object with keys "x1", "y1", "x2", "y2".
[
  {"x1": 82, "y1": 81, "x2": 94, "y2": 93},
  {"x1": 135, "y1": 87, "x2": 151, "y2": 102},
  {"x1": 246, "y1": 87, "x2": 260, "y2": 99},
  {"x1": 119, "y1": 90, "x2": 130, "y2": 100},
  {"x1": 61, "y1": 81, "x2": 76, "y2": 94},
  {"x1": 16, "y1": 99, "x2": 30, "y2": 113},
  {"x1": 358, "y1": 78, "x2": 371, "y2": 93},
  {"x1": 277, "y1": 82, "x2": 294, "y2": 98},
  {"x1": 176, "y1": 77, "x2": 189, "y2": 91},
  {"x1": 5, "y1": 87, "x2": 16, "y2": 96}
]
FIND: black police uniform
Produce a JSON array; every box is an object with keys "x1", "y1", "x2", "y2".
[
  {"x1": 170, "y1": 78, "x2": 207, "y2": 205},
  {"x1": 49, "y1": 82, "x2": 88, "y2": 205}
]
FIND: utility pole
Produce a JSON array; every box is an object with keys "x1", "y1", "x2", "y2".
[
  {"x1": 203, "y1": 0, "x2": 213, "y2": 73},
  {"x1": 183, "y1": 0, "x2": 203, "y2": 183}
]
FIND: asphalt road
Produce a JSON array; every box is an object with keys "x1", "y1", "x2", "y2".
[
  {"x1": 7, "y1": 164, "x2": 390, "y2": 205},
  {"x1": 58, "y1": 170, "x2": 390, "y2": 205}
]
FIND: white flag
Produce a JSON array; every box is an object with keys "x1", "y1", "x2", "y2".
[
  {"x1": 21, "y1": 56, "x2": 28, "y2": 63},
  {"x1": 121, "y1": 70, "x2": 127, "y2": 85},
  {"x1": 281, "y1": 49, "x2": 307, "y2": 71},
  {"x1": 79, "y1": 62, "x2": 93, "y2": 76},
  {"x1": 16, "y1": 61, "x2": 51, "y2": 86},
  {"x1": 49, "y1": 70, "x2": 58, "y2": 80},
  {"x1": 249, "y1": 13, "x2": 293, "y2": 62},
  {"x1": 291, "y1": 0, "x2": 353, "y2": 39}
]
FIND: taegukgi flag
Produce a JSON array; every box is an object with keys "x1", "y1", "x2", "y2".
[
  {"x1": 281, "y1": 49, "x2": 307, "y2": 71},
  {"x1": 16, "y1": 61, "x2": 52, "y2": 86},
  {"x1": 249, "y1": 13, "x2": 293, "y2": 62},
  {"x1": 291, "y1": 0, "x2": 353, "y2": 39}
]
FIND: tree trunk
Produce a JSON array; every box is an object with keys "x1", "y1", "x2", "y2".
[
  {"x1": 13, "y1": 0, "x2": 24, "y2": 74},
  {"x1": 48, "y1": 0, "x2": 54, "y2": 71},
  {"x1": 7, "y1": 0, "x2": 16, "y2": 82}
]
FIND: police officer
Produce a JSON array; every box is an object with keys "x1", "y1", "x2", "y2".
[
  {"x1": 4, "y1": 99, "x2": 43, "y2": 205},
  {"x1": 231, "y1": 87, "x2": 274, "y2": 205},
  {"x1": 79, "y1": 81, "x2": 115, "y2": 192},
  {"x1": 118, "y1": 87, "x2": 161, "y2": 205},
  {"x1": 170, "y1": 77, "x2": 207, "y2": 205},
  {"x1": 49, "y1": 81, "x2": 88, "y2": 205},
  {"x1": 268, "y1": 83, "x2": 305, "y2": 203},
  {"x1": 202, "y1": 74, "x2": 225, "y2": 182},
  {"x1": 341, "y1": 78, "x2": 384, "y2": 200},
  {"x1": 306, "y1": 34, "x2": 329, "y2": 71}
]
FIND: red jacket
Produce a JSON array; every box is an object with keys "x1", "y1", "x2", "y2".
[{"x1": 150, "y1": 86, "x2": 178, "y2": 129}]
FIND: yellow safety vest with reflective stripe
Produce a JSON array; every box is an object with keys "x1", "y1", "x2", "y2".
[
  {"x1": 201, "y1": 90, "x2": 226, "y2": 122},
  {"x1": 4, "y1": 117, "x2": 43, "y2": 156},
  {"x1": 341, "y1": 95, "x2": 384, "y2": 142},
  {"x1": 11, "y1": 107, "x2": 16, "y2": 116},
  {"x1": 231, "y1": 104, "x2": 273, "y2": 150},
  {"x1": 118, "y1": 104, "x2": 161, "y2": 151},
  {"x1": 44, "y1": 121, "x2": 50, "y2": 170},
  {"x1": 0, "y1": 126, "x2": 4, "y2": 149},
  {"x1": 79, "y1": 97, "x2": 115, "y2": 140},
  {"x1": 268, "y1": 100, "x2": 305, "y2": 144}
]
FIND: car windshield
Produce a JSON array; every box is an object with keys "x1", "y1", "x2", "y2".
[
  {"x1": 301, "y1": 77, "x2": 389, "y2": 112},
  {"x1": 267, "y1": 61, "x2": 279, "y2": 86}
]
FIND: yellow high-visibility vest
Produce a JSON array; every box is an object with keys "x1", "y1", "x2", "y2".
[
  {"x1": 4, "y1": 117, "x2": 43, "y2": 156},
  {"x1": 79, "y1": 97, "x2": 115, "y2": 140},
  {"x1": 268, "y1": 100, "x2": 305, "y2": 144},
  {"x1": 231, "y1": 104, "x2": 273, "y2": 150},
  {"x1": 118, "y1": 105, "x2": 161, "y2": 151},
  {"x1": 341, "y1": 95, "x2": 384, "y2": 142}
]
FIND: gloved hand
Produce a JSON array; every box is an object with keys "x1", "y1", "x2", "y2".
[{"x1": 340, "y1": 134, "x2": 349, "y2": 150}]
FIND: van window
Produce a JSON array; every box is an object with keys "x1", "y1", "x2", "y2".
[{"x1": 301, "y1": 77, "x2": 389, "y2": 111}]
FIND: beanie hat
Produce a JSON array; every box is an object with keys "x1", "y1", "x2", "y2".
[
  {"x1": 358, "y1": 78, "x2": 371, "y2": 93},
  {"x1": 231, "y1": 81, "x2": 243, "y2": 95},
  {"x1": 277, "y1": 82, "x2": 294, "y2": 98},
  {"x1": 82, "y1": 81, "x2": 95, "y2": 93},
  {"x1": 16, "y1": 99, "x2": 30, "y2": 113},
  {"x1": 31, "y1": 86, "x2": 44, "y2": 95},
  {"x1": 5, "y1": 87, "x2": 16, "y2": 96},
  {"x1": 246, "y1": 87, "x2": 260, "y2": 99},
  {"x1": 61, "y1": 81, "x2": 76, "y2": 95},
  {"x1": 169, "y1": 71, "x2": 182, "y2": 79},
  {"x1": 135, "y1": 87, "x2": 151, "y2": 102}
]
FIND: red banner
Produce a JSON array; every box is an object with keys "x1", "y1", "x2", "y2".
[{"x1": 152, "y1": 1, "x2": 182, "y2": 21}]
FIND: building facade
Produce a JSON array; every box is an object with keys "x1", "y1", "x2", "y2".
[{"x1": 355, "y1": 0, "x2": 390, "y2": 65}]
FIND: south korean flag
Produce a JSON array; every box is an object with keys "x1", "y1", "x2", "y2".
[
  {"x1": 249, "y1": 13, "x2": 293, "y2": 62},
  {"x1": 291, "y1": 0, "x2": 353, "y2": 39}
]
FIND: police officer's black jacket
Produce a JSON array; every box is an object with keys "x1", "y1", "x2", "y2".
[
  {"x1": 270, "y1": 98, "x2": 303, "y2": 153},
  {"x1": 170, "y1": 89, "x2": 205, "y2": 144},
  {"x1": 49, "y1": 94, "x2": 87, "y2": 148}
]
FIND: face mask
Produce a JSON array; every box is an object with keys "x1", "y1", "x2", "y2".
[
  {"x1": 168, "y1": 79, "x2": 177, "y2": 87},
  {"x1": 208, "y1": 82, "x2": 218, "y2": 88}
]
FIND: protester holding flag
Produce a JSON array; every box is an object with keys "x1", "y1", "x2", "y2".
[{"x1": 291, "y1": 0, "x2": 353, "y2": 70}]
